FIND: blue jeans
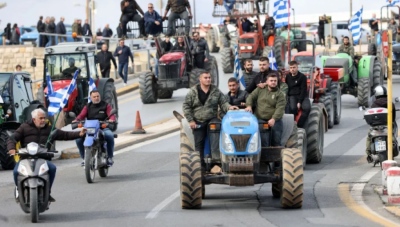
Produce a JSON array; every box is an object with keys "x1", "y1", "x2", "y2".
[
  {"x1": 259, "y1": 119, "x2": 283, "y2": 147},
  {"x1": 154, "y1": 58, "x2": 159, "y2": 77},
  {"x1": 118, "y1": 62, "x2": 129, "y2": 83},
  {"x1": 145, "y1": 22, "x2": 162, "y2": 35},
  {"x1": 76, "y1": 128, "x2": 115, "y2": 159},
  {"x1": 14, "y1": 161, "x2": 56, "y2": 190},
  {"x1": 224, "y1": 0, "x2": 236, "y2": 14}
]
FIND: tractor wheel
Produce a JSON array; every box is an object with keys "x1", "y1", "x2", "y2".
[
  {"x1": 102, "y1": 81, "x2": 119, "y2": 131},
  {"x1": 205, "y1": 56, "x2": 219, "y2": 87},
  {"x1": 274, "y1": 36, "x2": 286, "y2": 68},
  {"x1": 306, "y1": 105, "x2": 324, "y2": 164},
  {"x1": 296, "y1": 31, "x2": 307, "y2": 52},
  {"x1": 158, "y1": 89, "x2": 173, "y2": 99},
  {"x1": 189, "y1": 68, "x2": 204, "y2": 88},
  {"x1": 330, "y1": 82, "x2": 341, "y2": 125},
  {"x1": 357, "y1": 78, "x2": 372, "y2": 108},
  {"x1": 139, "y1": 72, "x2": 158, "y2": 104},
  {"x1": 179, "y1": 151, "x2": 202, "y2": 209},
  {"x1": 221, "y1": 47, "x2": 234, "y2": 73},
  {"x1": 208, "y1": 28, "x2": 219, "y2": 53},
  {"x1": 0, "y1": 130, "x2": 16, "y2": 170},
  {"x1": 297, "y1": 128, "x2": 307, "y2": 167},
  {"x1": 280, "y1": 148, "x2": 304, "y2": 208},
  {"x1": 272, "y1": 183, "x2": 282, "y2": 198},
  {"x1": 285, "y1": 123, "x2": 298, "y2": 148},
  {"x1": 262, "y1": 46, "x2": 272, "y2": 57},
  {"x1": 368, "y1": 43, "x2": 377, "y2": 55},
  {"x1": 319, "y1": 94, "x2": 334, "y2": 129},
  {"x1": 372, "y1": 58, "x2": 382, "y2": 89}
]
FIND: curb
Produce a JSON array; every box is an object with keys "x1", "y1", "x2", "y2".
[
  {"x1": 116, "y1": 82, "x2": 139, "y2": 96},
  {"x1": 60, "y1": 125, "x2": 180, "y2": 159}
]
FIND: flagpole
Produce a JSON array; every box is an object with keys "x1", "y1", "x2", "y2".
[
  {"x1": 45, "y1": 111, "x2": 61, "y2": 148},
  {"x1": 287, "y1": 0, "x2": 291, "y2": 65}
]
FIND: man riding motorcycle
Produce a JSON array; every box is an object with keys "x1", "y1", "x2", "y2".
[
  {"x1": 74, "y1": 90, "x2": 117, "y2": 167},
  {"x1": 7, "y1": 108, "x2": 86, "y2": 202}
]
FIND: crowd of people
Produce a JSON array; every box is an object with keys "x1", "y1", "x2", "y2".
[{"x1": 2, "y1": 23, "x2": 21, "y2": 45}]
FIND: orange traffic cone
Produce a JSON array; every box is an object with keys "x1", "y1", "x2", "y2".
[{"x1": 131, "y1": 111, "x2": 146, "y2": 134}]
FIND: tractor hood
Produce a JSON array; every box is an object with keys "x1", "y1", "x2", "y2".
[
  {"x1": 159, "y1": 52, "x2": 185, "y2": 64},
  {"x1": 240, "y1": 32, "x2": 258, "y2": 39},
  {"x1": 43, "y1": 79, "x2": 72, "y2": 94}
]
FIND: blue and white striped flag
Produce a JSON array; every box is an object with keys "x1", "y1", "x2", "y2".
[
  {"x1": 88, "y1": 77, "x2": 97, "y2": 103},
  {"x1": 387, "y1": 0, "x2": 400, "y2": 6},
  {"x1": 46, "y1": 69, "x2": 54, "y2": 96},
  {"x1": 269, "y1": 49, "x2": 278, "y2": 70},
  {"x1": 234, "y1": 45, "x2": 245, "y2": 89},
  {"x1": 273, "y1": 0, "x2": 290, "y2": 28},
  {"x1": 47, "y1": 70, "x2": 79, "y2": 116},
  {"x1": 349, "y1": 7, "x2": 363, "y2": 45}
]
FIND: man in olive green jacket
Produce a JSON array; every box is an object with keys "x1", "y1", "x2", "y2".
[
  {"x1": 245, "y1": 73, "x2": 286, "y2": 146},
  {"x1": 183, "y1": 71, "x2": 238, "y2": 159}
]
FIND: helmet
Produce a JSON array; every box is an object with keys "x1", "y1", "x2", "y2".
[{"x1": 374, "y1": 85, "x2": 387, "y2": 97}]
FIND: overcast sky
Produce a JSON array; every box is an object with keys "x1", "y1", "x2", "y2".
[{"x1": 0, "y1": 0, "x2": 391, "y2": 32}]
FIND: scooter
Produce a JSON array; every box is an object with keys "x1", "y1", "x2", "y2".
[
  {"x1": 15, "y1": 142, "x2": 57, "y2": 223},
  {"x1": 363, "y1": 107, "x2": 399, "y2": 167},
  {"x1": 71, "y1": 109, "x2": 118, "y2": 183}
]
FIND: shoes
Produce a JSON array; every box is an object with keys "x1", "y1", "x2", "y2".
[
  {"x1": 367, "y1": 155, "x2": 373, "y2": 163},
  {"x1": 49, "y1": 195, "x2": 56, "y2": 202},
  {"x1": 81, "y1": 161, "x2": 85, "y2": 167},
  {"x1": 15, "y1": 186, "x2": 19, "y2": 203},
  {"x1": 124, "y1": 83, "x2": 127, "y2": 86},
  {"x1": 107, "y1": 158, "x2": 114, "y2": 167}
]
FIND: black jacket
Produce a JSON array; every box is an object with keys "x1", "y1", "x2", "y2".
[
  {"x1": 117, "y1": 26, "x2": 123, "y2": 38},
  {"x1": 190, "y1": 38, "x2": 210, "y2": 58},
  {"x1": 48, "y1": 22, "x2": 56, "y2": 33},
  {"x1": 318, "y1": 19, "x2": 328, "y2": 34},
  {"x1": 227, "y1": 89, "x2": 248, "y2": 107},
  {"x1": 161, "y1": 40, "x2": 172, "y2": 52},
  {"x1": 245, "y1": 69, "x2": 278, "y2": 93},
  {"x1": 102, "y1": 28, "x2": 113, "y2": 38},
  {"x1": 286, "y1": 71, "x2": 308, "y2": 103},
  {"x1": 241, "y1": 18, "x2": 254, "y2": 33},
  {"x1": 37, "y1": 20, "x2": 45, "y2": 32},
  {"x1": 97, "y1": 50, "x2": 117, "y2": 69},
  {"x1": 56, "y1": 21, "x2": 66, "y2": 34},
  {"x1": 263, "y1": 18, "x2": 275, "y2": 30},
  {"x1": 243, "y1": 71, "x2": 258, "y2": 88},
  {"x1": 3, "y1": 25, "x2": 11, "y2": 40},
  {"x1": 83, "y1": 23, "x2": 92, "y2": 36},
  {"x1": 172, "y1": 43, "x2": 185, "y2": 51}
]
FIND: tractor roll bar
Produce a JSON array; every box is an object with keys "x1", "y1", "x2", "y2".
[
  {"x1": 287, "y1": 39, "x2": 315, "y2": 65},
  {"x1": 380, "y1": 5, "x2": 400, "y2": 30}
]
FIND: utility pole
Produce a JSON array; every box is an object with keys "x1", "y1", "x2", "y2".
[
  {"x1": 349, "y1": 0, "x2": 353, "y2": 44},
  {"x1": 193, "y1": 0, "x2": 196, "y2": 27},
  {"x1": 86, "y1": 0, "x2": 90, "y2": 22}
]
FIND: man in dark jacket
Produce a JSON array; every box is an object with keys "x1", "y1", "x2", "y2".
[
  {"x1": 8, "y1": 108, "x2": 86, "y2": 202},
  {"x1": 242, "y1": 59, "x2": 258, "y2": 88},
  {"x1": 245, "y1": 56, "x2": 278, "y2": 94},
  {"x1": 74, "y1": 90, "x2": 117, "y2": 166},
  {"x1": 161, "y1": 36, "x2": 172, "y2": 52},
  {"x1": 227, "y1": 77, "x2": 248, "y2": 107},
  {"x1": 97, "y1": 44, "x2": 117, "y2": 78},
  {"x1": 3, "y1": 23, "x2": 11, "y2": 45},
  {"x1": 114, "y1": 39, "x2": 134, "y2": 85},
  {"x1": 262, "y1": 14, "x2": 275, "y2": 41},
  {"x1": 318, "y1": 15, "x2": 328, "y2": 46},
  {"x1": 172, "y1": 36, "x2": 186, "y2": 51},
  {"x1": 56, "y1": 17, "x2": 66, "y2": 43},
  {"x1": 163, "y1": 0, "x2": 193, "y2": 36},
  {"x1": 241, "y1": 17, "x2": 253, "y2": 33},
  {"x1": 286, "y1": 61, "x2": 310, "y2": 128},
  {"x1": 82, "y1": 19, "x2": 93, "y2": 43},
  {"x1": 116, "y1": 23, "x2": 123, "y2": 38},
  {"x1": 120, "y1": 0, "x2": 145, "y2": 38},
  {"x1": 190, "y1": 32, "x2": 210, "y2": 69},
  {"x1": 102, "y1": 24, "x2": 113, "y2": 47},
  {"x1": 144, "y1": 3, "x2": 163, "y2": 37},
  {"x1": 37, "y1": 16, "x2": 46, "y2": 47}
]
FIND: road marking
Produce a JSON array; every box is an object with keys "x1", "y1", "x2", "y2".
[
  {"x1": 145, "y1": 190, "x2": 180, "y2": 219},
  {"x1": 118, "y1": 94, "x2": 139, "y2": 105},
  {"x1": 338, "y1": 168, "x2": 400, "y2": 227}
]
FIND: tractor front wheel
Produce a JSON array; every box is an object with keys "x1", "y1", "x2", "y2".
[
  {"x1": 221, "y1": 47, "x2": 234, "y2": 73},
  {"x1": 158, "y1": 89, "x2": 173, "y2": 99},
  {"x1": 179, "y1": 151, "x2": 202, "y2": 209},
  {"x1": 139, "y1": 72, "x2": 158, "y2": 104},
  {"x1": 205, "y1": 56, "x2": 219, "y2": 87},
  {"x1": 357, "y1": 78, "x2": 372, "y2": 108},
  {"x1": 0, "y1": 130, "x2": 16, "y2": 170},
  {"x1": 102, "y1": 81, "x2": 119, "y2": 131},
  {"x1": 306, "y1": 105, "x2": 325, "y2": 164},
  {"x1": 281, "y1": 148, "x2": 304, "y2": 208},
  {"x1": 297, "y1": 128, "x2": 307, "y2": 167},
  {"x1": 319, "y1": 94, "x2": 334, "y2": 129},
  {"x1": 330, "y1": 82, "x2": 341, "y2": 125}
]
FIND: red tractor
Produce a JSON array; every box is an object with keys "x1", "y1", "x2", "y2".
[{"x1": 139, "y1": 36, "x2": 219, "y2": 104}]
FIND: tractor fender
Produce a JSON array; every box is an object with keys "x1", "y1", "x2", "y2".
[
  {"x1": 316, "y1": 103, "x2": 329, "y2": 132},
  {"x1": 97, "y1": 78, "x2": 115, "y2": 99},
  {"x1": 173, "y1": 111, "x2": 195, "y2": 149},
  {"x1": 358, "y1": 55, "x2": 376, "y2": 84},
  {"x1": 1, "y1": 122, "x2": 21, "y2": 137}
]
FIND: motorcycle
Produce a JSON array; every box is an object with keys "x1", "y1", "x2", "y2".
[
  {"x1": 71, "y1": 109, "x2": 118, "y2": 183},
  {"x1": 15, "y1": 142, "x2": 57, "y2": 223},
  {"x1": 363, "y1": 107, "x2": 399, "y2": 167}
]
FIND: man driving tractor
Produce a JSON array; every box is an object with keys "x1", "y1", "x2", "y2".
[
  {"x1": 62, "y1": 58, "x2": 78, "y2": 77},
  {"x1": 337, "y1": 36, "x2": 357, "y2": 87}
]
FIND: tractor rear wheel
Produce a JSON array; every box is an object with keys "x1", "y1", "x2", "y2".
[
  {"x1": 208, "y1": 28, "x2": 219, "y2": 53},
  {"x1": 205, "y1": 56, "x2": 219, "y2": 87},
  {"x1": 281, "y1": 148, "x2": 304, "y2": 208},
  {"x1": 372, "y1": 58, "x2": 382, "y2": 89},
  {"x1": 102, "y1": 81, "x2": 119, "y2": 131},
  {"x1": 319, "y1": 94, "x2": 334, "y2": 129},
  {"x1": 306, "y1": 105, "x2": 324, "y2": 164},
  {"x1": 0, "y1": 130, "x2": 16, "y2": 170},
  {"x1": 262, "y1": 46, "x2": 272, "y2": 57},
  {"x1": 179, "y1": 151, "x2": 202, "y2": 209},
  {"x1": 297, "y1": 128, "x2": 307, "y2": 167},
  {"x1": 357, "y1": 78, "x2": 372, "y2": 108},
  {"x1": 368, "y1": 43, "x2": 377, "y2": 55},
  {"x1": 274, "y1": 36, "x2": 286, "y2": 68},
  {"x1": 139, "y1": 72, "x2": 158, "y2": 104},
  {"x1": 158, "y1": 89, "x2": 173, "y2": 99},
  {"x1": 330, "y1": 82, "x2": 341, "y2": 125},
  {"x1": 189, "y1": 68, "x2": 204, "y2": 88},
  {"x1": 221, "y1": 47, "x2": 234, "y2": 73},
  {"x1": 296, "y1": 31, "x2": 307, "y2": 52}
]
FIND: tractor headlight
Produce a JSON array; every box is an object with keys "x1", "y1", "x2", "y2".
[
  {"x1": 246, "y1": 46, "x2": 253, "y2": 50},
  {"x1": 86, "y1": 128, "x2": 96, "y2": 134},
  {"x1": 27, "y1": 142, "x2": 39, "y2": 155},
  {"x1": 18, "y1": 164, "x2": 28, "y2": 176},
  {"x1": 248, "y1": 132, "x2": 259, "y2": 153},
  {"x1": 222, "y1": 132, "x2": 234, "y2": 153},
  {"x1": 240, "y1": 46, "x2": 245, "y2": 50},
  {"x1": 38, "y1": 162, "x2": 49, "y2": 176}
]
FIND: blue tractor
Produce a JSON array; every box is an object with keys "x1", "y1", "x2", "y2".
[{"x1": 174, "y1": 110, "x2": 305, "y2": 209}]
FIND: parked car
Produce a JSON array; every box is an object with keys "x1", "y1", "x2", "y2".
[
  {"x1": 21, "y1": 25, "x2": 75, "y2": 46},
  {"x1": 306, "y1": 22, "x2": 370, "y2": 45}
]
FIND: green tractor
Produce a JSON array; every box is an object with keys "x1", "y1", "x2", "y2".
[
  {"x1": 321, "y1": 53, "x2": 382, "y2": 107},
  {"x1": 0, "y1": 72, "x2": 46, "y2": 170},
  {"x1": 276, "y1": 27, "x2": 307, "y2": 53}
]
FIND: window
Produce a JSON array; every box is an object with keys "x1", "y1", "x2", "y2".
[
  {"x1": 337, "y1": 24, "x2": 348, "y2": 30},
  {"x1": 0, "y1": 73, "x2": 11, "y2": 104},
  {"x1": 45, "y1": 53, "x2": 87, "y2": 80},
  {"x1": 239, "y1": 38, "x2": 254, "y2": 44}
]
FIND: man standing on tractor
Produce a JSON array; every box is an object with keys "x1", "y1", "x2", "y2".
[
  {"x1": 190, "y1": 32, "x2": 211, "y2": 69},
  {"x1": 120, "y1": 0, "x2": 146, "y2": 39},
  {"x1": 338, "y1": 36, "x2": 357, "y2": 87},
  {"x1": 242, "y1": 59, "x2": 258, "y2": 88},
  {"x1": 97, "y1": 44, "x2": 118, "y2": 78},
  {"x1": 245, "y1": 73, "x2": 286, "y2": 146},
  {"x1": 183, "y1": 71, "x2": 238, "y2": 167},
  {"x1": 286, "y1": 61, "x2": 311, "y2": 129},
  {"x1": 245, "y1": 57, "x2": 278, "y2": 94},
  {"x1": 74, "y1": 90, "x2": 117, "y2": 167},
  {"x1": 369, "y1": 13, "x2": 380, "y2": 38},
  {"x1": 8, "y1": 109, "x2": 86, "y2": 202},
  {"x1": 318, "y1": 15, "x2": 328, "y2": 46},
  {"x1": 163, "y1": 0, "x2": 193, "y2": 37},
  {"x1": 241, "y1": 17, "x2": 253, "y2": 33},
  {"x1": 262, "y1": 14, "x2": 275, "y2": 42}
]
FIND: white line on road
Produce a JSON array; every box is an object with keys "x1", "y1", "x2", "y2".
[{"x1": 145, "y1": 190, "x2": 180, "y2": 219}]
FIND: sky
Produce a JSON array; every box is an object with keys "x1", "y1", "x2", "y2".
[{"x1": 0, "y1": 0, "x2": 392, "y2": 32}]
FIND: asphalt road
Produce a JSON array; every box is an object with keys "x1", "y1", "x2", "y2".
[{"x1": 1, "y1": 52, "x2": 400, "y2": 225}]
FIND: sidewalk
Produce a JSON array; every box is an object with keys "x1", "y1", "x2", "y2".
[{"x1": 372, "y1": 177, "x2": 400, "y2": 218}]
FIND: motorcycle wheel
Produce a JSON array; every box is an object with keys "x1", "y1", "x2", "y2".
[
  {"x1": 30, "y1": 188, "x2": 39, "y2": 223},
  {"x1": 85, "y1": 147, "x2": 96, "y2": 183}
]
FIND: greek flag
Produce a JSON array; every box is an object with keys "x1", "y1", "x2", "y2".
[
  {"x1": 46, "y1": 69, "x2": 54, "y2": 96},
  {"x1": 47, "y1": 70, "x2": 79, "y2": 116},
  {"x1": 387, "y1": 0, "x2": 400, "y2": 6},
  {"x1": 269, "y1": 49, "x2": 278, "y2": 70},
  {"x1": 88, "y1": 77, "x2": 97, "y2": 103},
  {"x1": 234, "y1": 45, "x2": 245, "y2": 89},
  {"x1": 349, "y1": 7, "x2": 363, "y2": 45},
  {"x1": 273, "y1": 0, "x2": 290, "y2": 28}
]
